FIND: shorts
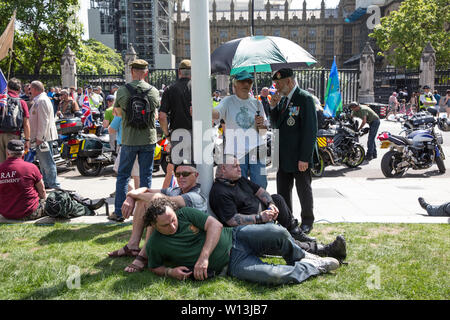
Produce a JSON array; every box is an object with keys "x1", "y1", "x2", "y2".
[
  {"x1": 113, "y1": 146, "x2": 140, "y2": 176},
  {"x1": 21, "y1": 199, "x2": 47, "y2": 221}
]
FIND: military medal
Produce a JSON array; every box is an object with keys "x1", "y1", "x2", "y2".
[{"x1": 287, "y1": 104, "x2": 296, "y2": 126}]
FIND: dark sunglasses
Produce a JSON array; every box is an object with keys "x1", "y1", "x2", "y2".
[{"x1": 175, "y1": 171, "x2": 194, "y2": 178}]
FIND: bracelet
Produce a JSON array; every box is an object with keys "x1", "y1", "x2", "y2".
[
  {"x1": 24, "y1": 138, "x2": 30, "y2": 141},
  {"x1": 255, "y1": 214, "x2": 263, "y2": 224},
  {"x1": 164, "y1": 267, "x2": 172, "y2": 277}
]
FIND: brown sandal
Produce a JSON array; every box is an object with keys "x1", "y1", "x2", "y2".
[
  {"x1": 125, "y1": 255, "x2": 148, "y2": 273},
  {"x1": 108, "y1": 244, "x2": 141, "y2": 258}
]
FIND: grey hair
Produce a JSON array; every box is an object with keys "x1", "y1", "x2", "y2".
[{"x1": 30, "y1": 81, "x2": 45, "y2": 92}]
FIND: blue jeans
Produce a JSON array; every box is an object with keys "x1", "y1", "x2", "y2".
[
  {"x1": 239, "y1": 150, "x2": 267, "y2": 189},
  {"x1": 367, "y1": 119, "x2": 380, "y2": 158},
  {"x1": 114, "y1": 144, "x2": 156, "y2": 217},
  {"x1": 228, "y1": 223, "x2": 320, "y2": 285},
  {"x1": 36, "y1": 141, "x2": 60, "y2": 189}
]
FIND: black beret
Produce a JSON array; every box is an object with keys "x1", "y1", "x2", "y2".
[{"x1": 272, "y1": 68, "x2": 294, "y2": 80}]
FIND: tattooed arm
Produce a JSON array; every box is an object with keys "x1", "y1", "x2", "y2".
[
  {"x1": 225, "y1": 211, "x2": 276, "y2": 227},
  {"x1": 255, "y1": 188, "x2": 274, "y2": 206}
]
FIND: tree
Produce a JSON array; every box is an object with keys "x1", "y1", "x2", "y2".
[
  {"x1": 369, "y1": 0, "x2": 450, "y2": 69},
  {"x1": 76, "y1": 39, "x2": 124, "y2": 74},
  {"x1": 0, "y1": 0, "x2": 83, "y2": 75}
]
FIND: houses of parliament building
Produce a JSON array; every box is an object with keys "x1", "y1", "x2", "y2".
[{"x1": 173, "y1": 0, "x2": 401, "y2": 69}]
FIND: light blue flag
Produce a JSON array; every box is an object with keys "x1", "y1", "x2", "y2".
[{"x1": 323, "y1": 58, "x2": 343, "y2": 118}]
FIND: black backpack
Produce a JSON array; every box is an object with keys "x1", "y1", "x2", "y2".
[
  {"x1": 44, "y1": 190, "x2": 95, "y2": 219},
  {"x1": 125, "y1": 84, "x2": 153, "y2": 129},
  {"x1": 0, "y1": 95, "x2": 24, "y2": 132}
]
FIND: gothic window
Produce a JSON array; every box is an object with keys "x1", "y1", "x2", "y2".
[
  {"x1": 308, "y1": 42, "x2": 316, "y2": 55},
  {"x1": 273, "y1": 29, "x2": 281, "y2": 37},
  {"x1": 220, "y1": 30, "x2": 228, "y2": 39}
]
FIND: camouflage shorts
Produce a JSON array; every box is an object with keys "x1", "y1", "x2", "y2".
[{"x1": 21, "y1": 199, "x2": 47, "y2": 221}]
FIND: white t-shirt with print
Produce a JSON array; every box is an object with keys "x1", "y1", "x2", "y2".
[{"x1": 215, "y1": 95, "x2": 268, "y2": 159}]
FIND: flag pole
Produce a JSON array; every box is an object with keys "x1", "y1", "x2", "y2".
[{"x1": 7, "y1": 49, "x2": 13, "y2": 81}]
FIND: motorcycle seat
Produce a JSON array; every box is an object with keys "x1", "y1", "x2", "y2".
[
  {"x1": 390, "y1": 134, "x2": 412, "y2": 145},
  {"x1": 81, "y1": 133, "x2": 110, "y2": 144},
  {"x1": 317, "y1": 129, "x2": 336, "y2": 137}
]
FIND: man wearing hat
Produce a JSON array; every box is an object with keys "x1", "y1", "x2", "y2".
[
  {"x1": 0, "y1": 140, "x2": 47, "y2": 221},
  {"x1": 269, "y1": 68, "x2": 317, "y2": 234},
  {"x1": 212, "y1": 70, "x2": 269, "y2": 189},
  {"x1": 348, "y1": 101, "x2": 380, "y2": 161},
  {"x1": 159, "y1": 59, "x2": 193, "y2": 188},
  {"x1": 110, "y1": 59, "x2": 159, "y2": 222},
  {"x1": 418, "y1": 85, "x2": 437, "y2": 112}
]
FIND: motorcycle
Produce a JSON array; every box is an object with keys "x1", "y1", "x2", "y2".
[
  {"x1": 377, "y1": 111, "x2": 446, "y2": 178},
  {"x1": 312, "y1": 112, "x2": 368, "y2": 177}
]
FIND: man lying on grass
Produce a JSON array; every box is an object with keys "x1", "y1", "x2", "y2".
[
  {"x1": 144, "y1": 197, "x2": 341, "y2": 285},
  {"x1": 108, "y1": 163, "x2": 207, "y2": 272}
]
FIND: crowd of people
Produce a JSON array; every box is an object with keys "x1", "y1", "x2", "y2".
[{"x1": 1, "y1": 60, "x2": 449, "y2": 286}]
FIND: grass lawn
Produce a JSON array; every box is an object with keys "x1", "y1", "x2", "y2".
[{"x1": 0, "y1": 222, "x2": 448, "y2": 300}]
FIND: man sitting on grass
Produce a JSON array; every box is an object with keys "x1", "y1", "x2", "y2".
[
  {"x1": 418, "y1": 197, "x2": 450, "y2": 216},
  {"x1": 108, "y1": 163, "x2": 207, "y2": 273},
  {"x1": 210, "y1": 155, "x2": 347, "y2": 262},
  {"x1": 144, "y1": 197, "x2": 340, "y2": 285},
  {"x1": 0, "y1": 140, "x2": 47, "y2": 221}
]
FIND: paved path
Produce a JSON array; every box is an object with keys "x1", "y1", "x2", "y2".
[{"x1": 2, "y1": 119, "x2": 449, "y2": 225}]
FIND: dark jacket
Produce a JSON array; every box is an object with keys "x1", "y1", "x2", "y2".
[{"x1": 270, "y1": 87, "x2": 317, "y2": 172}]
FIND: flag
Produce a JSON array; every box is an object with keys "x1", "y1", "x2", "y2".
[
  {"x1": 81, "y1": 89, "x2": 93, "y2": 127},
  {"x1": 0, "y1": 69, "x2": 8, "y2": 113},
  {"x1": 169, "y1": 174, "x2": 178, "y2": 189},
  {"x1": 0, "y1": 10, "x2": 16, "y2": 61},
  {"x1": 323, "y1": 58, "x2": 343, "y2": 118},
  {"x1": 269, "y1": 83, "x2": 277, "y2": 95}
]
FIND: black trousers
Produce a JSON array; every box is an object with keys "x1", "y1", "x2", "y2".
[
  {"x1": 271, "y1": 194, "x2": 298, "y2": 232},
  {"x1": 276, "y1": 168, "x2": 314, "y2": 226}
]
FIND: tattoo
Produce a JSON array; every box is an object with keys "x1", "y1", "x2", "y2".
[
  {"x1": 255, "y1": 188, "x2": 273, "y2": 206},
  {"x1": 227, "y1": 214, "x2": 257, "y2": 226}
]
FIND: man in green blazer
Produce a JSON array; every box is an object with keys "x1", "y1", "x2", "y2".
[{"x1": 269, "y1": 68, "x2": 317, "y2": 234}]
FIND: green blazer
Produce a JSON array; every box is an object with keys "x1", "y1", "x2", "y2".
[{"x1": 270, "y1": 87, "x2": 318, "y2": 172}]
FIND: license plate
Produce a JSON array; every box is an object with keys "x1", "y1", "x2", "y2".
[
  {"x1": 70, "y1": 145, "x2": 79, "y2": 154},
  {"x1": 380, "y1": 141, "x2": 391, "y2": 149}
]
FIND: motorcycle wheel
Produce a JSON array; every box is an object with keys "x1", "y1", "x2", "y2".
[
  {"x1": 435, "y1": 156, "x2": 446, "y2": 174},
  {"x1": 76, "y1": 157, "x2": 103, "y2": 176},
  {"x1": 381, "y1": 150, "x2": 406, "y2": 178},
  {"x1": 311, "y1": 152, "x2": 325, "y2": 177},
  {"x1": 344, "y1": 144, "x2": 365, "y2": 168}
]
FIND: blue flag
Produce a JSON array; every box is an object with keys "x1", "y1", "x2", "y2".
[
  {"x1": 0, "y1": 68, "x2": 8, "y2": 110},
  {"x1": 323, "y1": 58, "x2": 343, "y2": 118}
]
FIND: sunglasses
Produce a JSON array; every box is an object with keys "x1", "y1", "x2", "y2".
[{"x1": 175, "y1": 171, "x2": 194, "y2": 178}]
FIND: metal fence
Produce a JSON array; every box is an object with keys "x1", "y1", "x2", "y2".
[
  {"x1": 435, "y1": 69, "x2": 450, "y2": 95},
  {"x1": 374, "y1": 68, "x2": 420, "y2": 104}
]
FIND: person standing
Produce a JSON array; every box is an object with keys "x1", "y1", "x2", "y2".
[
  {"x1": 29, "y1": 80, "x2": 60, "y2": 189},
  {"x1": 110, "y1": 59, "x2": 159, "y2": 222},
  {"x1": 0, "y1": 78, "x2": 31, "y2": 163},
  {"x1": 418, "y1": 85, "x2": 437, "y2": 112},
  {"x1": 159, "y1": 59, "x2": 192, "y2": 188},
  {"x1": 348, "y1": 102, "x2": 380, "y2": 161},
  {"x1": 387, "y1": 92, "x2": 399, "y2": 118},
  {"x1": 257, "y1": 87, "x2": 272, "y2": 119},
  {"x1": 212, "y1": 70, "x2": 269, "y2": 189},
  {"x1": 269, "y1": 68, "x2": 317, "y2": 234},
  {"x1": 442, "y1": 89, "x2": 450, "y2": 118}
]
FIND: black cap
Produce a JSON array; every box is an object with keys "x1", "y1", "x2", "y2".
[
  {"x1": 7, "y1": 140, "x2": 24, "y2": 152},
  {"x1": 174, "y1": 162, "x2": 197, "y2": 171},
  {"x1": 272, "y1": 68, "x2": 294, "y2": 80},
  {"x1": 423, "y1": 85, "x2": 430, "y2": 89}
]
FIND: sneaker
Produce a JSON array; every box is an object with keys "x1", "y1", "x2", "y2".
[
  {"x1": 302, "y1": 256, "x2": 340, "y2": 273},
  {"x1": 107, "y1": 212, "x2": 124, "y2": 222},
  {"x1": 418, "y1": 197, "x2": 429, "y2": 210},
  {"x1": 317, "y1": 235, "x2": 347, "y2": 262}
]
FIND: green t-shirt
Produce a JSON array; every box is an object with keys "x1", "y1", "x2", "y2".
[
  {"x1": 104, "y1": 106, "x2": 114, "y2": 123},
  {"x1": 146, "y1": 207, "x2": 233, "y2": 272},
  {"x1": 351, "y1": 105, "x2": 380, "y2": 124},
  {"x1": 116, "y1": 80, "x2": 159, "y2": 145}
]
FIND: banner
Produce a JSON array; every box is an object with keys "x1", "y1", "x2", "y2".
[
  {"x1": 323, "y1": 57, "x2": 343, "y2": 118},
  {"x1": 0, "y1": 10, "x2": 16, "y2": 61}
]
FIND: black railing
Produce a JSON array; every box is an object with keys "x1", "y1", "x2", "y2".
[
  {"x1": 374, "y1": 68, "x2": 420, "y2": 104},
  {"x1": 435, "y1": 70, "x2": 450, "y2": 96},
  {"x1": 76, "y1": 73, "x2": 126, "y2": 93}
]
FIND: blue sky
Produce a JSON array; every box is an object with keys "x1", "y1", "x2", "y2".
[{"x1": 79, "y1": 0, "x2": 341, "y2": 39}]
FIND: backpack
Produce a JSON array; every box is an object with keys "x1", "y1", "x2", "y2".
[
  {"x1": 0, "y1": 95, "x2": 24, "y2": 132},
  {"x1": 44, "y1": 190, "x2": 95, "y2": 219},
  {"x1": 125, "y1": 84, "x2": 153, "y2": 129}
]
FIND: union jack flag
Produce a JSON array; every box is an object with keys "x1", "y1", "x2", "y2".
[
  {"x1": 169, "y1": 174, "x2": 178, "y2": 189},
  {"x1": 81, "y1": 90, "x2": 93, "y2": 128},
  {"x1": 0, "y1": 69, "x2": 8, "y2": 111}
]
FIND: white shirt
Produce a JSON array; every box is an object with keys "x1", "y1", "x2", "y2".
[
  {"x1": 30, "y1": 92, "x2": 58, "y2": 142},
  {"x1": 215, "y1": 94, "x2": 268, "y2": 159}
]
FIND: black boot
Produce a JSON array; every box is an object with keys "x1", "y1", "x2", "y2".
[
  {"x1": 316, "y1": 235, "x2": 347, "y2": 262},
  {"x1": 289, "y1": 225, "x2": 316, "y2": 242}
]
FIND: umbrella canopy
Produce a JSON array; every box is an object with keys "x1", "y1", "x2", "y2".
[{"x1": 211, "y1": 36, "x2": 317, "y2": 75}]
